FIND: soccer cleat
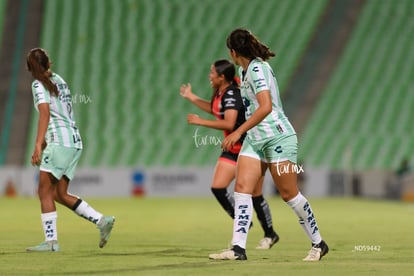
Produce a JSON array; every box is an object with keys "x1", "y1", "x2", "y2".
[
  {"x1": 97, "y1": 216, "x2": 115, "y2": 248},
  {"x1": 26, "y1": 240, "x2": 59, "y2": 252},
  {"x1": 209, "y1": 245, "x2": 247, "y2": 260},
  {"x1": 256, "y1": 233, "x2": 280, "y2": 249},
  {"x1": 303, "y1": 240, "x2": 329, "y2": 261}
]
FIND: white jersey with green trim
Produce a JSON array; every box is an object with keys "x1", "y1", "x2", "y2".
[
  {"x1": 239, "y1": 58, "x2": 296, "y2": 141},
  {"x1": 31, "y1": 73, "x2": 82, "y2": 149}
]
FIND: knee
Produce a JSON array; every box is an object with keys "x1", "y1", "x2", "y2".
[
  {"x1": 235, "y1": 180, "x2": 253, "y2": 194},
  {"x1": 278, "y1": 190, "x2": 298, "y2": 202},
  {"x1": 280, "y1": 193, "x2": 291, "y2": 202},
  {"x1": 55, "y1": 189, "x2": 69, "y2": 205}
]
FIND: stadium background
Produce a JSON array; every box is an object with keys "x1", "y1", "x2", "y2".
[{"x1": 0, "y1": 0, "x2": 413, "y2": 199}]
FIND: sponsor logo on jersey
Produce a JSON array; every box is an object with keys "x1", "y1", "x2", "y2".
[{"x1": 224, "y1": 98, "x2": 236, "y2": 107}]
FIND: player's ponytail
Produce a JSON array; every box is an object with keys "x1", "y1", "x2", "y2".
[
  {"x1": 226, "y1": 28, "x2": 275, "y2": 61},
  {"x1": 27, "y1": 48, "x2": 59, "y2": 96}
]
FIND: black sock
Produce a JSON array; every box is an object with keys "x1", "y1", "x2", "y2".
[
  {"x1": 252, "y1": 195, "x2": 276, "y2": 237},
  {"x1": 211, "y1": 188, "x2": 235, "y2": 219}
]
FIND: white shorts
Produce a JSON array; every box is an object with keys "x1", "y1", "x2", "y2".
[{"x1": 40, "y1": 144, "x2": 82, "y2": 181}]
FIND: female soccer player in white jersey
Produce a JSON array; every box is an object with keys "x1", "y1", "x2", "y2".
[
  {"x1": 26, "y1": 48, "x2": 115, "y2": 252},
  {"x1": 180, "y1": 59, "x2": 279, "y2": 250},
  {"x1": 209, "y1": 29, "x2": 329, "y2": 261}
]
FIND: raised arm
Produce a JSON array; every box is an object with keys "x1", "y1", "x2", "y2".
[{"x1": 180, "y1": 83, "x2": 212, "y2": 114}]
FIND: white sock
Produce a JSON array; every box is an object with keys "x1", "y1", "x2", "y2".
[
  {"x1": 41, "y1": 211, "x2": 57, "y2": 241},
  {"x1": 232, "y1": 192, "x2": 252, "y2": 249},
  {"x1": 73, "y1": 199, "x2": 103, "y2": 224},
  {"x1": 286, "y1": 193, "x2": 322, "y2": 245}
]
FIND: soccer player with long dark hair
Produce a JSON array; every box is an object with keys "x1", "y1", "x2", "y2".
[
  {"x1": 180, "y1": 59, "x2": 279, "y2": 249},
  {"x1": 209, "y1": 29, "x2": 329, "y2": 261},
  {"x1": 26, "y1": 48, "x2": 115, "y2": 252}
]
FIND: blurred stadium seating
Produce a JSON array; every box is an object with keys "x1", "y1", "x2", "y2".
[
  {"x1": 5, "y1": 0, "x2": 409, "y2": 171},
  {"x1": 0, "y1": 0, "x2": 7, "y2": 164},
  {"x1": 0, "y1": 1, "x2": 5, "y2": 46},
  {"x1": 0, "y1": 0, "x2": 413, "y2": 199},
  {"x1": 300, "y1": 0, "x2": 414, "y2": 169},
  {"x1": 25, "y1": 0, "x2": 328, "y2": 167}
]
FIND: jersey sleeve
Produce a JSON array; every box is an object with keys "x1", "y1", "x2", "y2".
[
  {"x1": 222, "y1": 88, "x2": 243, "y2": 112},
  {"x1": 249, "y1": 63, "x2": 269, "y2": 93},
  {"x1": 32, "y1": 80, "x2": 51, "y2": 109}
]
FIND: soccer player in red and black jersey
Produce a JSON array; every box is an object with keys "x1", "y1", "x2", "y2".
[{"x1": 180, "y1": 59, "x2": 279, "y2": 249}]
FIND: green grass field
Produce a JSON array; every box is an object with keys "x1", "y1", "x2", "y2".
[{"x1": 1, "y1": 196, "x2": 413, "y2": 275}]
